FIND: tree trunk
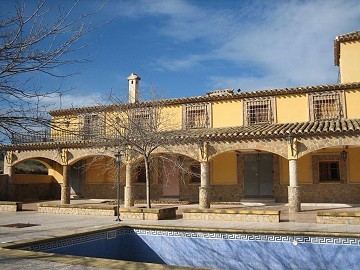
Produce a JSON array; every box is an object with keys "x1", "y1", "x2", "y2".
[{"x1": 145, "y1": 156, "x2": 151, "y2": 208}]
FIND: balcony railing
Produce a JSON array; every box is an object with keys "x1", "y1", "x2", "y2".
[
  {"x1": 11, "y1": 130, "x2": 52, "y2": 144},
  {"x1": 10, "y1": 129, "x2": 121, "y2": 145}
]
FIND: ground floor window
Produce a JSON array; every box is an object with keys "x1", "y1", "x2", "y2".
[
  {"x1": 319, "y1": 161, "x2": 340, "y2": 182},
  {"x1": 312, "y1": 154, "x2": 346, "y2": 184}
]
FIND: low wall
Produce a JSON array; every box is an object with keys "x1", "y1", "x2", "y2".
[
  {"x1": 183, "y1": 208, "x2": 280, "y2": 223},
  {"x1": 275, "y1": 184, "x2": 360, "y2": 203},
  {"x1": 38, "y1": 203, "x2": 116, "y2": 216},
  {"x1": 0, "y1": 201, "x2": 22, "y2": 212},
  {"x1": 0, "y1": 175, "x2": 11, "y2": 200},
  {"x1": 317, "y1": 211, "x2": 360, "y2": 225},
  {"x1": 120, "y1": 207, "x2": 178, "y2": 220}
]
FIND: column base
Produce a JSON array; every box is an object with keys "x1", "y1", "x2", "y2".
[
  {"x1": 199, "y1": 186, "x2": 211, "y2": 209},
  {"x1": 61, "y1": 185, "x2": 71, "y2": 204},
  {"x1": 124, "y1": 186, "x2": 134, "y2": 207},
  {"x1": 288, "y1": 186, "x2": 301, "y2": 212}
]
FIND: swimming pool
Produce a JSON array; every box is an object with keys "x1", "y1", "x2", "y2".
[{"x1": 17, "y1": 226, "x2": 360, "y2": 269}]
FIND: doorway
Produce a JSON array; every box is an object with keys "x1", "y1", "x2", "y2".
[
  {"x1": 244, "y1": 153, "x2": 274, "y2": 197},
  {"x1": 69, "y1": 160, "x2": 85, "y2": 197},
  {"x1": 161, "y1": 157, "x2": 180, "y2": 197}
]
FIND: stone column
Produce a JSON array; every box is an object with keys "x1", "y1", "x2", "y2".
[
  {"x1": 199, "y1": 161, "x2": 210, "y2": 209},
  {"x1": 288, "y1": 159, "x2": 301, "y2": 212},
  {"x1": 124, "y1": 162, "x2": 134, "y2": 207},
  {"x1": 3, "y1": 165, "x2": 14, "y2": 200},
  {"x1": 61, "y1": 165, "x2": 70, "y2": 204}
]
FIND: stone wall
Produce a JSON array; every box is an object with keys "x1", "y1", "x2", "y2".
[
  {"x1": 183, "y1": 209, "x2": 280, "y2": 222},
  {"x1": 120, "y1": 207, "x2": 178, "y2": 220},
  {"x1": 0, "y1": 175, "x2": 10, "y2": 200},
  {"x1": 38, "y1": 203, "x2": 116, "y2": 216},
  {"x1": 0, "y1": 201, "x2": 22, "y2": 211},
  {"x1": 275, "y1": 183, "x2": 360, "y2": 203},
  {"x1": 11, "y1": 183, "x2": 60, "y2": 201},
  {"x1": 317, "y1": 211, "x2": 360, "y2": 225},
  {"x1": 82, "y1": 183, "x2": 163, "y2": 201}
]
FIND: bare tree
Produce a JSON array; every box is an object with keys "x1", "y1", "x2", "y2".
[
  {"x1": 0, "y1": 0, "x2": 105, "y2": 144},
  {"x1": 104, "y1": 93, "x2": 178, "y2": 208}
]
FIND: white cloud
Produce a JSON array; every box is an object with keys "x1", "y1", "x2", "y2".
[
  {"x1": 116, "y1": 0, "x2": 360, "y2": 90},
  {"x1": 44, "y1": 92, "x2": 106, "y2": 111}
]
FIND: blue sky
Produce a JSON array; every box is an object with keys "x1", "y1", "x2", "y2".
[{"x1": 2, "y1": 0, "x2": 360, "y2": 110}]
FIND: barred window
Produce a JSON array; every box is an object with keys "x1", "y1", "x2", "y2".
[
  {"x1": 312, "y1": 93, "x2": 342, "y2": 121},
  {"x1": 80, "y1": 114, "x2": 104, "y2": 139},
  {"x1": 244, "y1": 98, "x2": 273, "y2": 125},
  {"x1": 319, "y1": 161, "x2": 340, "y2": 182},
  {"x1": 184, "y1": 103, "x2": 210, "y2": 129},
  {"x1": 131, "y1": 108, "x2": 153, "y2": 129}
]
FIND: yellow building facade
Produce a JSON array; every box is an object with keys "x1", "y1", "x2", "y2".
[{"x1": 1, "y1": 31, "x2": 360, "y2": 211}]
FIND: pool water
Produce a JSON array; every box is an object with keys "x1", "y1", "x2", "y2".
[{"x1": 22, "y1": 227, "x2": 360, "y2": 269}]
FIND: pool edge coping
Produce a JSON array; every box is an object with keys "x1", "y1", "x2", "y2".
[{"x1": 1, "y1": 224, "x2": 359, "y2": 269}]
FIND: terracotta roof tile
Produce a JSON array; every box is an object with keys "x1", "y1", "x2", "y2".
[
  {"x1": 334, "y1": 30, "x2": 360, "y2": 65},
  {"x1": 49, "y1": 82, "x2": 360, "y2": 117},
  {"x1": 164, "y1": 118, "x2": 360, "y2": 142},
  {"x1": 3, "y1": 119, "x2": 360, "y2": 151}
]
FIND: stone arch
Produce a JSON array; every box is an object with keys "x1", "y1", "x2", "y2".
[
  {"x1": 298, "y1": 135, "x2": 360, "y2": 158},
  {"x1": 11, "y1": 149, "x2": 62, "y2": 166},
  {"x1": 209, "y1": 138, "x2": 288, "y2": 160},
  {"x1": 12, "y1": 157, "x2": 52, "y2": 170},
  {"x1": 154, "y1": 144, "x2": 199, "y2": 161},
  {"x1": 66, "y1": 147, "x2": 117, "y2": 166}
]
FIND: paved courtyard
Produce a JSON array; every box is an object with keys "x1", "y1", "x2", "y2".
[{"x1": 1, "y1": 200, "x2": 360, "y2": 269}]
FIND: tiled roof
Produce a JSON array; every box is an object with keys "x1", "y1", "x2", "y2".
[
  {"x1": 4, "y1": 118, "x2": 360, "y2": 150},
  {"x1": 165, "y1": 118, "x2": 360, "y2": 142},
  {"x1": 49, "y1": 82, "x2": 360, "y2": 116},
  {"x1": 334, "y1": 30, "x2": 360, "y2": 66}
]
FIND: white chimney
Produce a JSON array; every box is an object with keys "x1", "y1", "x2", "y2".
[{"x1": 127, "y1": 73, "x2": 141, "y2": 103}]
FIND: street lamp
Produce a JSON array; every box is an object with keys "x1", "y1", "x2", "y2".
[
  {"x1": 287, "y1": 135, "x2": 295, "y2": 157},
  {"x1": 341, "y1": 150, "x2": 348, "y2": 161},
  {"x1": 114, "y1": 150, "x2": 121, "y2": 221}
]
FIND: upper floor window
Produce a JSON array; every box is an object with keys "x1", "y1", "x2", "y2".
[
  {"x1": 131, "y1": 107, "x2": 153, "y2": 129},
  {"x1": 310, "y1": 92, "x2": 344, "y2": 121},
  {"x1": 80, "y1": 113, "x2": 104, "y2": 139},
  {"x1": 244, "y1": 97, "x2": 275, "y2": 125},
  {"x1": 183, "y1": 103, "x2": 210, "y2": 129}
]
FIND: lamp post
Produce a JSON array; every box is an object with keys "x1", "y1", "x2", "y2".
[
  {"x1": 114, "y1": 151, "x2": 121, "y2": 221},
  {"x1": 287, "y1": 135, "x2": 295, "y2": 157},
  {"x1": 341, "y1": 150, "x2": 347, "y2": 161}
]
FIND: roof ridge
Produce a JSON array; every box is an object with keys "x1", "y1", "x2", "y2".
[{"x1": 49, "y1": 82, "x2": 360, "y2": 117}]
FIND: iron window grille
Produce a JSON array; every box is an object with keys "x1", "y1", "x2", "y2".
[
  {"x1": 184, "y1": 103, "x2": 210, "y2": 129},
  {"x1": 244, "y1": 98, "x2": 274, "y2": 125},
  {"x1": 79, "y1": 113, "x2": 105, "y2": 140},
  {"x1": 309, "y1": 92, "x2": 344, "y2": 121},
  {"x1": 131, "y1": 108, "x2": 154, "y2": 130},
  {"x1": 313, "y1": 94, "x2": 341, "y2": 120}
]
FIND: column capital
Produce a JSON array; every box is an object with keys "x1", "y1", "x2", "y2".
[
  {"x1": 60, "y1": 148, "x2": 69, "y2": 165},
  {"x1": 5, "y1": 151, "x2": 13, "y2": 166}
]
